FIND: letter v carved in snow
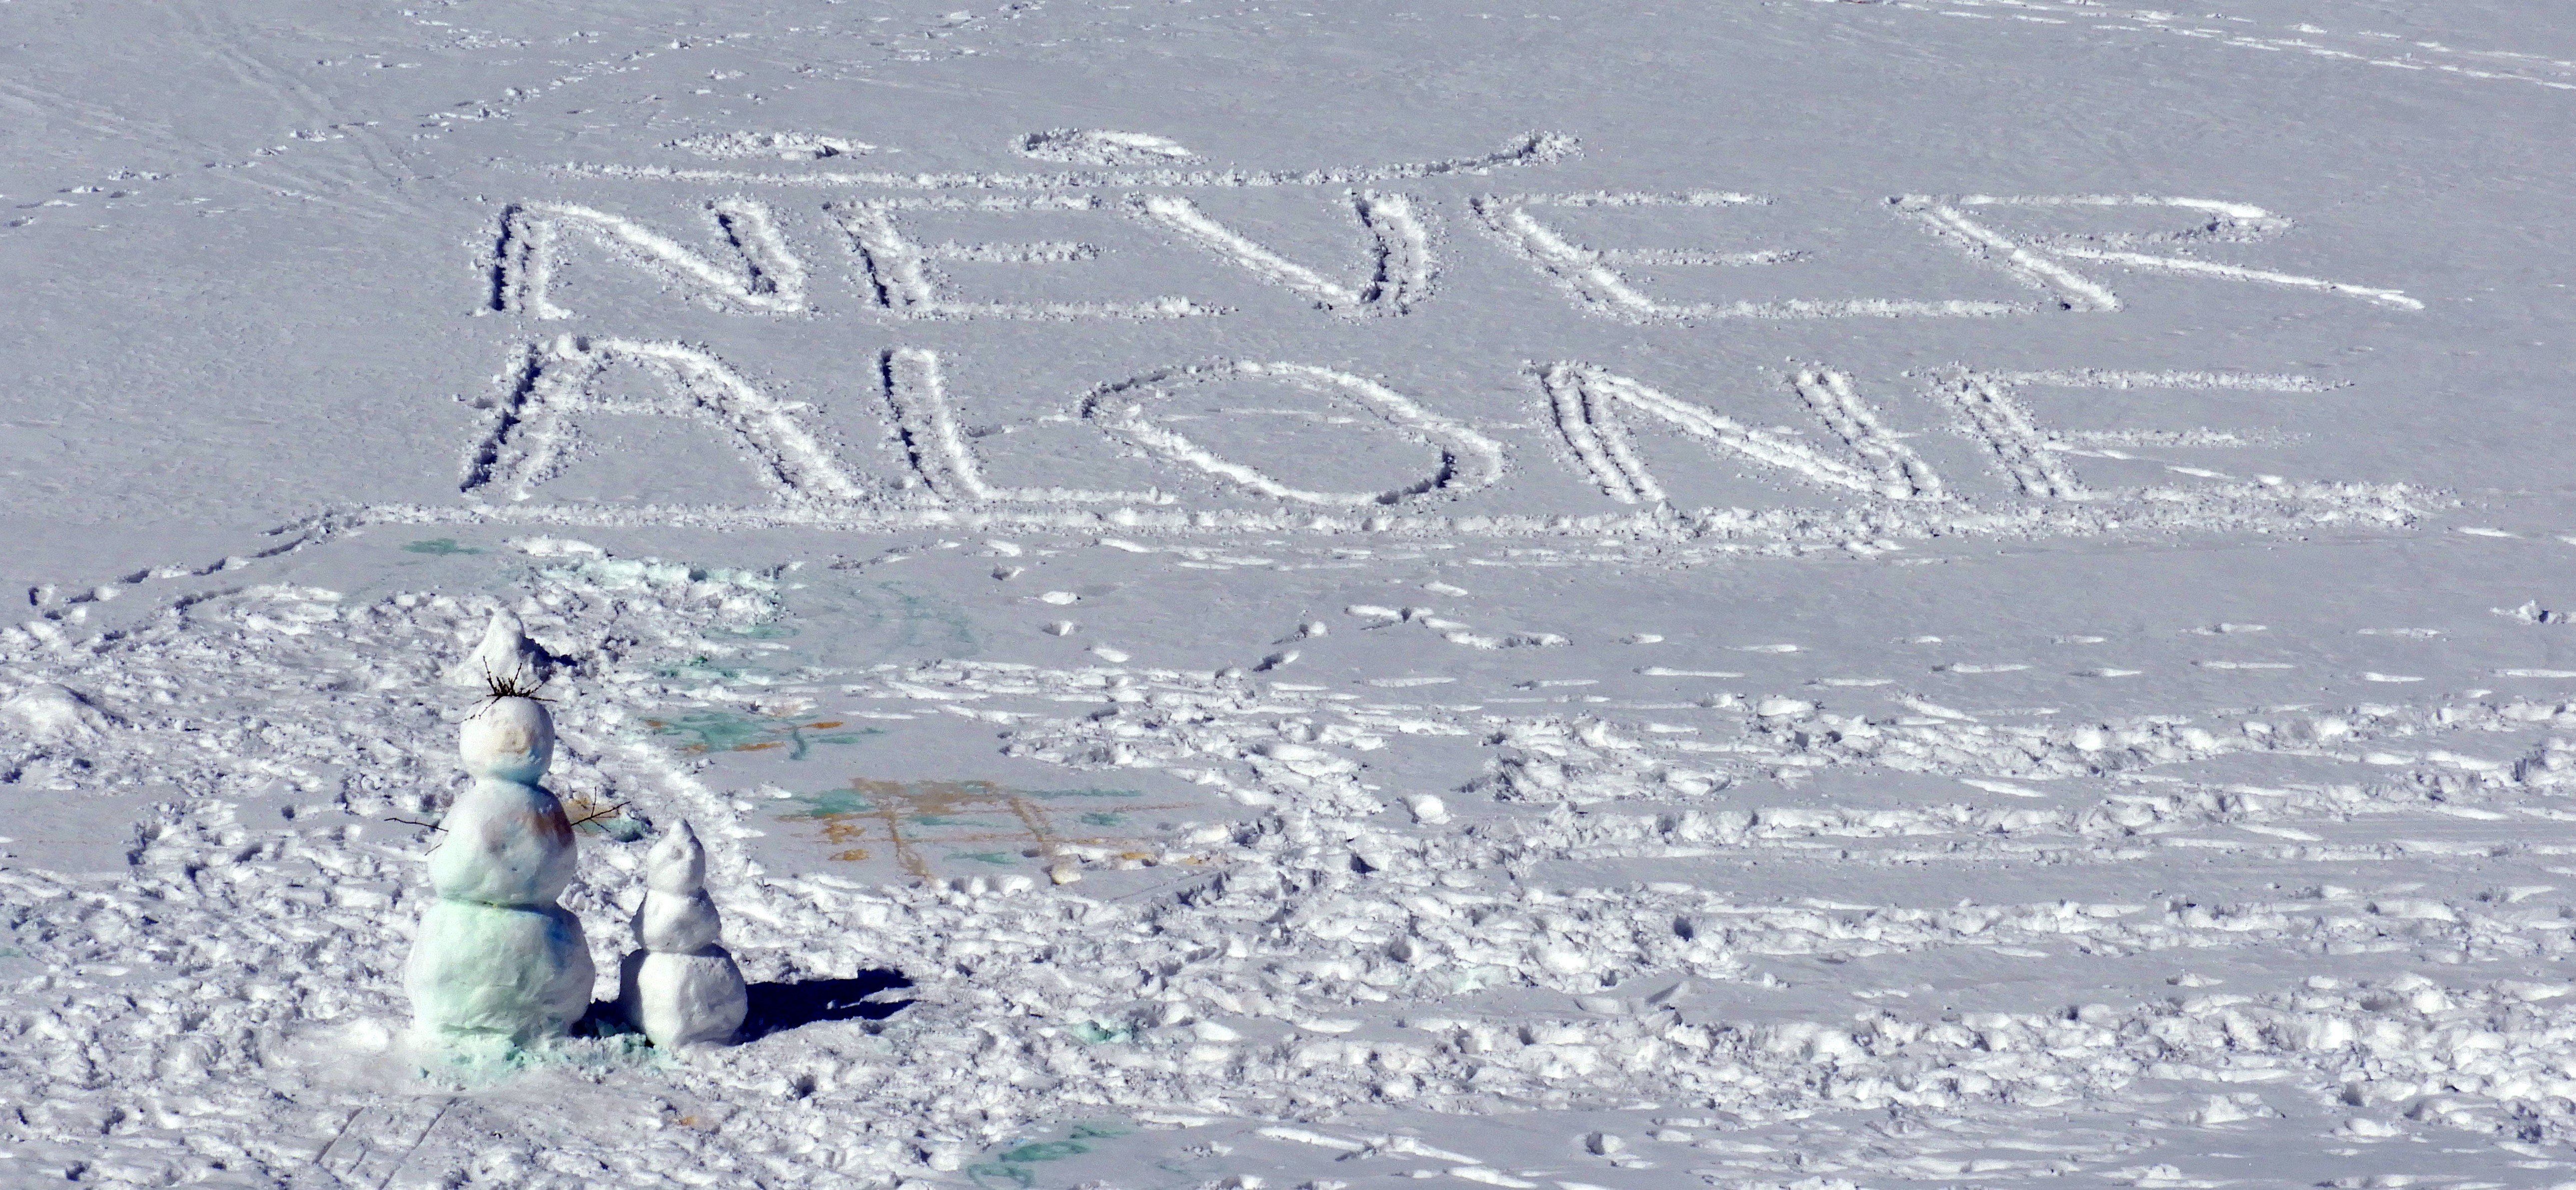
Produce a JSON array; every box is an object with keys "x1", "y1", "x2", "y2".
[
  {"x1": 1538, "y1": 363, "x2": 1944, "y2": 505},
  {"x1": 1128, "y1": 191, "x2": 1433, "y2": 316}
]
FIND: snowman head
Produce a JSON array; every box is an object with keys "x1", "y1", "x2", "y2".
[
  {"x1": 462, "y1": 684, "x2": 555, "y2": 784},
  {"x1": 646, "y1": 819, "x2": 707, "y2": 895}
]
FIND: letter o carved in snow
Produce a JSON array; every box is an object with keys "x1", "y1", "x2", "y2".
[{"x1": 1080, "y1": 362, "x2": 1505, "y2": 506}]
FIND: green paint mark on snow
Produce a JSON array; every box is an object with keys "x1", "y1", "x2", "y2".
[
  {"x1": 962, "y1": 1119, "x2": 1125, "y2": 1184},
  {"x1": 650, "y1": 655, "x2": 766, "y2": 682},
  {"x1": 784, "y1": 787, "x2": 878, "y2": 817},
  {"x1": 997, "y1": 1140, "x2": 1090, "y2": 1163},
  {"x1": 402, "y1": 538, "x2": 482, "y2": 555},
  {"x1": 964, "y1": 1164, "x2": 1035, "y2": 1190},
  {"x1": 776, "y1": 783, "x2": 1143, "y2": 824},
  {"x1": 1068, "y1": 1020, "x2": 1132, "y2": 1045},
  {"x1": 646, "y1": 711, "x2": 881, "y2": 761},
  {"x1": 776, "y1": 780, "x2": 1163, "y2": 879},
  {"x1": 868, "y1": 580, "x2": 979, "y2": 657}
]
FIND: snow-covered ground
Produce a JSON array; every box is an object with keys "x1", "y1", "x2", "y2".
[{"x1": 6, "y1": 1, "x2": 2576, "y2": 1186}]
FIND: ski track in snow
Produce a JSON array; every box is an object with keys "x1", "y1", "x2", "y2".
[{"x1": 1841, "y1": 0, "x2": 2576, "y2": 94}]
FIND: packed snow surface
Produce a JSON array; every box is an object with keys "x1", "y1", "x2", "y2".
[{"x1": 4, "y1": 0, "x2": 2576, "y2": 1187}]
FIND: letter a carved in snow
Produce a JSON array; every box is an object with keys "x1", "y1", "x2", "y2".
[
  {"x1": 465, "y1": 337, "x2": 861, "y2": 504},
  {"x1": 1538, "y1": 362, "x2": 1943, "y2": 505}
]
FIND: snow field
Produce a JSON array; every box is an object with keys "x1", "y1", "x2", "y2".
[{"x1": 5, "y1": 0, "x2": 2576, "y2": 1186}]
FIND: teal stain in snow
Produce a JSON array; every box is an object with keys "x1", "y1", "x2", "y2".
[{"x1": 646, "y1": 710, "x2": 882, "y2": 760}]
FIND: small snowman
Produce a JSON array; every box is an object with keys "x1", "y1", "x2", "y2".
[
  {"x1": 448, "y1": 608, "x2": 549, "y2": 689},
  {"x1": 404, "y1": 676, "x2": 595, "y2": 1048},
  {"x1": 618, "y1": 820, "x2": 749, "y2": 1048}
]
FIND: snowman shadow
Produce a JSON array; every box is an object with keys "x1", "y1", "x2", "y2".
[
  {"x1": 574, "y1": 970, "x2": 911, "y2": 1043},
  {"x1": 740, "y1": 970, "x2": 914, "y2": 1040}
]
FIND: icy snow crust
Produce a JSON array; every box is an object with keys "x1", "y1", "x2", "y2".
[{"x1": 6, "y1": 0, "x2": 2576, "y2": 1187}]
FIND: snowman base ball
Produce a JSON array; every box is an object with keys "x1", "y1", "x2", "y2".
[
  {"x1": 407, "y1": 901, "x2": 595, "y2": 1044},
  {"x1": 618, "y1": 949, "x2": 749, "y2": 1048}
]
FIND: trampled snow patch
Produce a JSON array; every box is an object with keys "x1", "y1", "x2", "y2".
[{"x1": 1016, "y1": 129, "x2": 1198, "y2": 166}]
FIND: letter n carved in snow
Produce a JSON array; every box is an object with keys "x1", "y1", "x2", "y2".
[
  {"x1": 463, "y1": 337, "x2": 861, "y2": 503},
  {"x1": 1538, "y1": 362, "x2": 1943, "y2": 505},
  {"x1": 491, "y1": 199, "x2": 808, "y2": 319}
]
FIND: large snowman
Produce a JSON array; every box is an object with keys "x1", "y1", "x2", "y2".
[{"x1": 405, "y1": 681, "x2": 595, "y2": 1047}]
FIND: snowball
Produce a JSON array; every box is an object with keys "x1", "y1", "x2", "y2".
[
  {"x1": 618, "y1": 951, "x2": 748, "y2": 1049},
  {"x1": 644, "y1": 819, "x2": 708, "y2": 895},
  {"x1": 406, "y1": 900, "x2": 594, "y2": 1044},
  {"x1": 640, "y1": 889, "x2": 724, "y2": 954},
  {"x1": 450, "y1": 608, "x2": 547, "y2": 688},
  {"x1": 426, "y1": 778, "x2": 578, "y2": 905}
]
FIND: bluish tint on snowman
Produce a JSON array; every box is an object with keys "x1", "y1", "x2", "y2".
[{"x1": 405, "y1": 665, "x2": 594, "y2": 1049}]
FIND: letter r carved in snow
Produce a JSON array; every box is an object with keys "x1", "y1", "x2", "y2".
[{"x1": 1894, "y1": 194, "x2": 2422, "y2": 312}]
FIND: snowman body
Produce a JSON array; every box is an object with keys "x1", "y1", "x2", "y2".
[
  {"x1": 405, "y1": 696, "x2": 594, "y2": 1046},
  {"x1": 617, "y1": 821, "x2": 748, "y2": 1048}
]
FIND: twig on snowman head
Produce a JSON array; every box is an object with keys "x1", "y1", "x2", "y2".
[{"x1": 471, "y1": 666, "x2": 553, "y2": 715}]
